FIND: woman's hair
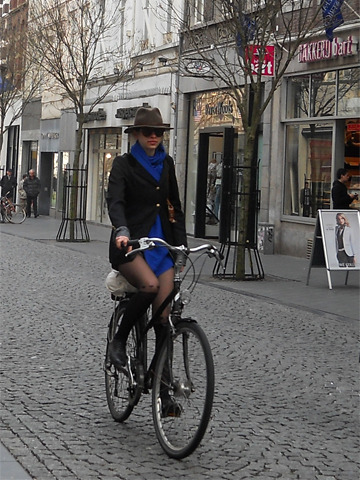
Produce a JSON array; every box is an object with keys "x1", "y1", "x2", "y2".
[{"x1": 336, "y1": 213, "x2": 350, "y2": 226}]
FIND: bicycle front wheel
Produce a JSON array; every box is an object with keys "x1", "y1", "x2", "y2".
[
  {"x1": 5, "y1": 204, "x2": 26, "y2": 224},
  {"x1": 152, "y1": 320, "x2": 215, "y2": 459},
  {"x1": 104, "y1": 302, "x2": 140, "y2": 422}
]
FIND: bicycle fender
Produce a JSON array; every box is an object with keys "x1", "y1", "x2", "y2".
[{"x1": 177, "y1": 317, "x2": 198, "y2": 324}]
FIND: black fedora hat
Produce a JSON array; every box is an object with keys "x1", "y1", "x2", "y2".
[{"x1": 124, "y1": 107, "x2": 172, "y2": 133}]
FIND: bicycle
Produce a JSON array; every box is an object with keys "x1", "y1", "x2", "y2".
[
  {"x1": 0, "y1": 193, "x2": 26, "y2": 224},
  {"x1": 104, "y1": 237, "x2": 223, "y2": 459}
]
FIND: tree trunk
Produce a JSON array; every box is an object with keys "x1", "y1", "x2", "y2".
[
  {"x1": 69, "y1": 120, "x2": 83, "y2": 240},
  {"x1": 0, "y1": 114, "x2": 4, "y2": 157},
  {"x1": 235, "y1": 130, "x2": 256, "y2": 280}
]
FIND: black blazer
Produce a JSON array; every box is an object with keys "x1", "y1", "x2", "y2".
[
  {"x1": 107, "y1": 153, "x2": 187, "y2": 268},
  {"x1": 331, "y1": 180, "x2": 352, "y2": 209}
]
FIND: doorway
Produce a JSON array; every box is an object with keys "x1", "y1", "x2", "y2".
[
  {"x1": 195, "y1": 127, "x2": 237, "y2": 239},
  {"x1": 39, "y1": 152, "x2": 53, "y2": 215},
  {"x1": 90, "y1": 129, "x2": 122, "y2": 224}
]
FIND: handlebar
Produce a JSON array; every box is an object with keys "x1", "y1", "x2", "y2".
[{"x1": 124, "y1": 237, "x2": 224, "y2": 263}]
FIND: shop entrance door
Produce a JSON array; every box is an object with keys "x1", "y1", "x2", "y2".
[
  {"x1": 194, "y1": 127, "x2": 236, "y2": 239},
  {"x1": 39, "y1": 152, "x2": 53, "y2": 215}
]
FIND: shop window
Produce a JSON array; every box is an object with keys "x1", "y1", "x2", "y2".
[
  {"x1": 338, "y1": 67, "x2": 360, "y2": 116},
  {"x1": 286, "y1": 74, "x2": 310, "y2": 118},
  {"x1": 286, "y1": 69, "x2": 360, "y2": 119},
  {"x1": 283, "y1": 123, "x2": 332, "y2": 218},
  {"x1": 310, "y1": 71, "x2": 335, "y2": 117},
  {"x1": 345, "y1": 119, "x2": 360, "y2": 210},
  {"x1": 90, "y1": 129, "x2": 122, "y2": 223}
]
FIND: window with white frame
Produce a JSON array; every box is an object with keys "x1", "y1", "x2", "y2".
[{"x1": 190, "y1": 0, "x2": 214, "y2": 25}]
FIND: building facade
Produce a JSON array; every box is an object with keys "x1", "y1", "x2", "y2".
[
  {"x1": 271, "y1": 22, "x2": 359, "y2": 256},
  {"x1": 1, "y1": 0, "x2": 359, "y2": 258}
]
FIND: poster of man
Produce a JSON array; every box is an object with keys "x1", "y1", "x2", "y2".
[{"x1": 319, "y1": 210, "x2": 360, "y2": 271}]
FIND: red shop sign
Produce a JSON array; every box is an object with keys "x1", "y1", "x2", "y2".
[
  {"x1": 245, "y1": 45, "x2": 275, "y2": 77},
  {"x1": 347, "y1": 123, "x2": 360, "y2": 132}
]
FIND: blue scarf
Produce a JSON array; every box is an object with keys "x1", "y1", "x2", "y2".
[
  {"x1": 131, "y1": 141, "x2": 166, "y2": 181},
  {"x1": 130, "y1": 141, "x2": 173, "y2": 277}
]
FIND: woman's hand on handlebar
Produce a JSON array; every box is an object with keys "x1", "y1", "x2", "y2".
[{"x1": 115, "y1": 235, "x2": 132, "y2": 252}]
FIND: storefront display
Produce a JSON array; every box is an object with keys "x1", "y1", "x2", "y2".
[
  {"x1": 283, "y1": 67, "x2": 359, "y2": 219},
  {"x1": 186, "y1": 90, "x2": 245, "y2": 239},
  {"x1": 88, "y1": 128, "x2": 122, "y2": 224}
]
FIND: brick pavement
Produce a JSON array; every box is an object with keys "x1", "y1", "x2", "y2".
[{"x1": 0, "y1": 217, "x2": 359, "y2": 479}]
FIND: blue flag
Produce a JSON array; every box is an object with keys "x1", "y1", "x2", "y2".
[
  {"x1": 0, "y1": 76, "x2": 13, "y2": 93},
  {"x1": 236, "y1": 13, "x2": 256, "y2": 57},
  {"x1": 322, "y1": 0, "x2": 344, "y2": 41}
]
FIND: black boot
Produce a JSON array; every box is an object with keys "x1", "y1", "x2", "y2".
[
  {"x1": 108, "y1": 337, "x2": 127, "y2": 368},
  {"x1": 110, "y1": 291, "x2": 157, "y2": 368}
]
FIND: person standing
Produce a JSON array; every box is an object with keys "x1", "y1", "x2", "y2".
[
  {"x1": 24, "y1": 169, "x2": 41, "y2": 217},
  {"x1": 331, "y1": 168, "x2": 357, "y2": 209},
  {"x1": 17, "y1": 174, "x2": 28, "y2": 210},
  {"x1": 300, "y1": 181, "x2": 311, "y2": 217},
  {"x1": 214, "y1": 160, "x2": 222, "y2": 220},
  {"x1": 0, "y1": 168, "x2": 17, "y2": 200}
]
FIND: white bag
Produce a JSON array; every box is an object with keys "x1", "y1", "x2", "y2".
[{"x1": 105, "y1": 269, "x2": 137, "y2": 297}]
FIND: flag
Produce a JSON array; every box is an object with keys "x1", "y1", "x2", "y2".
[
  {"x1": 0, "y1": 76, "x2": 13, "y2": 93},
  {"x1": 322, "y1": 0, "x2": 344, "y2": 41},
  {"x1": 236, "y1": 13, "x2": 256, "y2": 57}
]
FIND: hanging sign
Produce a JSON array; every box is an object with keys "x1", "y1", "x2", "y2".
[
  {"x1": 185, "y1": 60, "x2": 212, "y2": 76},
  {"x1": 245, "y1": 45, "x2": 275, "y2": 77}
]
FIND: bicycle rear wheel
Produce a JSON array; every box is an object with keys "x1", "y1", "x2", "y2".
[
  {"x1": 104, "y1": 301, "x2": 140, "y2": 422},
  {"x1": 5, "y1": 204, "x2": 26, "y2": 224},
  {"x1": 152, "y1": 320, "x2": 215, "y2": 459}
]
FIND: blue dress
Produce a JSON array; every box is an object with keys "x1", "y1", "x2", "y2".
[{"x1": 131, "y1": 141, "x2": 174, "y2": 277}]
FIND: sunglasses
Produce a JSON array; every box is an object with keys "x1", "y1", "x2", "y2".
[{"x1": 139, "y1": 127, "x2": 165, "y2": 137}]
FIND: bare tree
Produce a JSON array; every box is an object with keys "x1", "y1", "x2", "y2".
[
  {"x1": 26, "y1": 0, "x2": 136, "y2": 240},
  {"x1": 178, "y1": 0, "x2": 347, "y2": 279},
  {"x1": 0, "y1": 7, "x2": 40, "y2": 160}
]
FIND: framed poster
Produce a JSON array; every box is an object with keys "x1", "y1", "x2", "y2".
[{"x1": 319, "y1": 210, "x2": 360, "y2": 271}]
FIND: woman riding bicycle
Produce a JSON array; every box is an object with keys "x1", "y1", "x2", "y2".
[{"x1": 106, "y1": 107, "x2": 187, "y2": 378}]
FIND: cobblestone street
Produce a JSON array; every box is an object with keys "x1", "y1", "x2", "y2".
[{"x1": 1, "y1": 230, "x2": 359, "y2": 479}]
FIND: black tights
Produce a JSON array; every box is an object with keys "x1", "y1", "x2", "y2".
[{"x1": 114, "y1": 255, "x2": 174, "y2": 342}]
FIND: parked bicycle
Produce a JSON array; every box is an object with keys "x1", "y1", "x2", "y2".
[
  {"x1": 0, "y1": 193, "x2": 26, "y2": 224},
  {"x1": 104, "y1": 237, "x2": 223, "y2": 459}
]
